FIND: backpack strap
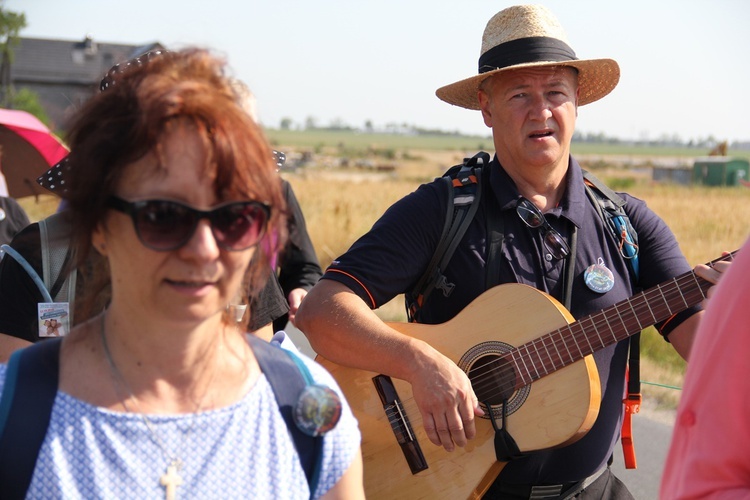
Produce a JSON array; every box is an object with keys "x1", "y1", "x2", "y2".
[
  {"x1": 582, "y1": 171, "x2": 639, "y2": 281},
  {"x1": 39, "y1": 213, "x2": 77, "y2": 324},
  {"x1": 581, "y1": 170, "x2": 642, "y2": 469},
  {"x1": 482, "y1": 167, "x2": 505, "y2": 291},
  {"x1": 406, "y1": 151, "x2": 490, "y2": 322},
  {"x1": 0, "y1": 338, "x2": 62, "y2": 499},
  {"x1": 247, "y1": 335, "x2": 323, "y2": 496}
]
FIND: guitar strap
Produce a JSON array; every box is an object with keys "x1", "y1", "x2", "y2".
[
  {"x1": 487, "y1": 396, "x2": 523, "y2": 462},
  {"x1": 561, "y1": 225, "x2": 578, "y2": 311},
  {"x1": 481, "y1": 181, "x2": 526, "y2": 462},
  {"x1": 483, "y1": 171, "x2": 581, "y2": 462}
]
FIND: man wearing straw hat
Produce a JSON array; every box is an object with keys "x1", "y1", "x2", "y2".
[{"x1": 298, "y1": 5, "x2": 727, "y2": 498}]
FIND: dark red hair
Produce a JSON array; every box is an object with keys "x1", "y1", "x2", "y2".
[{"x1": 62, "y1": 48, "x2": 287, "y2": 322}]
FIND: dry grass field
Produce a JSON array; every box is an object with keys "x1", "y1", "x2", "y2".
[
  {"x1": 286, "y1": 149, "x2": 748, "y2": 276},
  {"x1": 17, "y1": 147, "x2": 749, "y2": 408}
]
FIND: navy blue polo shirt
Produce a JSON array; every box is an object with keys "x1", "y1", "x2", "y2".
[{"x1": 323, "y1": 155, "x2": 695, "y2": 484}]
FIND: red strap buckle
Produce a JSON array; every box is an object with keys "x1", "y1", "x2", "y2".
[
  {"x1": 624, "y1": 393, "x2": 642, "y2": 414},
  {"x1": 621, "y1": 393, "x2": 642, "y2": 469}
]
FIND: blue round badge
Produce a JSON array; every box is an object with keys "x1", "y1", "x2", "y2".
[
  {"x1": 293, "y1": 384, "x2": 342, "y2": 437},
  {"x1": 584, "y1": 258, "x2": 615, "y2": 293}
]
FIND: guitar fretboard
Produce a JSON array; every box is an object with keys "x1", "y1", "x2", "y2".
[{"x1": 509, "y1": 252, "x2": 736, "y2": 389}]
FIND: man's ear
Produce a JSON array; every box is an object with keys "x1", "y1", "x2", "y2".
[{"x1": 478, "y1": 89, "x2": 493, "y2": 128}]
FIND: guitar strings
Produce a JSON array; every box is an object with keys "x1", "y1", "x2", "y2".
[
  {"x1": 379, "y1": 252, "x2": 735, "y2": 439},
  {"x1": 405, "y1": 253, "x2": 733, "y2": 420},
  {"x1": 469, "y1": 268, "x2": 710, "y2": 398},
  {"x1": 468, "y1": 252, "x2": 734, "y2": 402}
]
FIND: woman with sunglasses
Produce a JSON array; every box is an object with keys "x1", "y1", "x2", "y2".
[{"x1": 0, "y1": 48, "x2": 363, "y2": 499}]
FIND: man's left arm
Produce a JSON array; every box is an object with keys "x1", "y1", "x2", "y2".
[{"x1": 664, "y1": 260, "x2": 732, "y2": 359}]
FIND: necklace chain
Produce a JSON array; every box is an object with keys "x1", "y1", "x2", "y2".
[{"x1": 99, "y1": 313, "x2": 216, "y2": 474}]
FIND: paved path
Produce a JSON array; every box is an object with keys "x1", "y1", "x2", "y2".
[{"x1": 611, "y1": 404, "x2": 676, "y2": 499}]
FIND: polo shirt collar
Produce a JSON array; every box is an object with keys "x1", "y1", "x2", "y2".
[{"x1": 487, "y1": 154, "x2": 589, "y2": 229}]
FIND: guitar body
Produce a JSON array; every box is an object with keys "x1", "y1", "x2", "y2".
[{"x1": 317, "y1": 284, "x2": 601, "y2": 499}]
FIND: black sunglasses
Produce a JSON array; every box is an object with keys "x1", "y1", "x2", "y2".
[
  {"x1": 273, "y1": 150, "x2": 286, "y2": 170},
  {"x1": 107, "y1": 196, "x2": 270, "y2": 252},
  {"x1": 516, "y1": 197, "x2": 570, "y2": 260}
]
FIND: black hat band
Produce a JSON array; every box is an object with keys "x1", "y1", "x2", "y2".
[{"x1": 478, "y1": 36, "x2": 577, "y2": 74}]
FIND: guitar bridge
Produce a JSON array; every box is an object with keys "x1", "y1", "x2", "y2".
[{"x1": 373, "y1": 374, "x2": 428, "y2": 474}]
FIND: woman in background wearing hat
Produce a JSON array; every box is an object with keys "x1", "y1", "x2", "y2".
[
  {"x1": 297, "y1": 4, "x2": 727, "y2": 499},
  {"x1": 0, "y1": 48, "x2": 363, "y2": 498}
]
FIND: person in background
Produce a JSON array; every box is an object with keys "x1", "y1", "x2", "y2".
[
  {"x1": 0, "y1": 165, "x2": 9, "y2": 197},
  {"x1": 0, "y1": 48, "x2": 363, "y2": 498},
  {"x1": 229, "y1": 80, "x2": 323, "y2": 335},
  {"x1": 0, "y1": 148, "x2": 31, "y2": 248},
  {"x1": 659, "y1": 242, "x2": 749, "y2": 499},
  {"x1": 273, "y1": 170, "x2": 323, "y2": 332},
  {"x1": 296, "y1": 5, "x2": 728, "y2": 499},
  {"x1": 0, "y1": 195, "x2": 30, "y2": 248}
]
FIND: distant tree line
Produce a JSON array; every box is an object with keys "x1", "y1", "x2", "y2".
[
  {"x1": 279, "y1": 116, "x2": 481, "y2": 138},
  {"x1": 572, "y1": 130, "x2": 749, "y2": 150},
  {"x1": 0, "y1": 5, "x2": 52, "y2": 125}
]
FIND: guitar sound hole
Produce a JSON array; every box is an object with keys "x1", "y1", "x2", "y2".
[{"x1": 468, "y1": 355, "x2": 516, "y2": 405}]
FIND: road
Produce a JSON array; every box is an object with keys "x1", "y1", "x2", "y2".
[
  {"x1": 284, "y1": 325, "x2": 676, "y2": 500},
  {"x1": 611, "y1": 404, "x2": 676, "y2": 499}
]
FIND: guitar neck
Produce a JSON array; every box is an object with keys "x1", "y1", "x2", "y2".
[{"x1": 511, "y1": 252, "x2": 736, "y2": 389}]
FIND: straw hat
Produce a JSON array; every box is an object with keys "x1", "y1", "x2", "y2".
[{"x1": 436, "y1": 5, "x2": 620, "y2": 110}]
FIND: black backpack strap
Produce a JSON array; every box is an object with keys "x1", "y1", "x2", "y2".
[
  {"x1": 406, "y1": 174, "x2": 455, "y2": 321},
  {"x1": 581, "y1": 170, "x2": 626, "y2": 208},
  {"x1": 0, "y1": 338, "x2": 62, "y2": 499},
  {"x1": 247, "y1": 335, "x2": 323, "y2": 496},
  {"x1": 582, "y1": 170, "x2": 642, "y2": 469},
  {"x1": 482, "y1": 167, "x2": 505, "y2": 290},
  {"x1": 582, "y1": 170, "x2": 639, "y2": 282},
  {"x1": 406, "y1": 152, "x2": 489, "y2": 322}
]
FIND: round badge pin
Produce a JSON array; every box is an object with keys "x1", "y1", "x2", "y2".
[
  {"x1": 0, "y1": 208, "x2": 5, "y2": 221},
  {"x1": 584, "y1": 258, "x2": 615, "y2": 293},
  {"x1": 294, "y1": 384, "x2": 343, "y2": 437}
]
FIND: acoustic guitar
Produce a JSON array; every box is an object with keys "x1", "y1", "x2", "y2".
[{"x1": 316, "y1": 252, "x2": 736, "y2": 499}]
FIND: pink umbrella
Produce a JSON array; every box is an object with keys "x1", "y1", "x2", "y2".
[{"x1": 0, "y1": 109, "x2": 69, "y2": 199}]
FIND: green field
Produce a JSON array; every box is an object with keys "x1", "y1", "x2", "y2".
[
  {"x1": 264, "y1": 128, "x2": 495, "y2": 152},
  {"x1": 264, "y1": 128, "x2": 750, "y2": 159}
]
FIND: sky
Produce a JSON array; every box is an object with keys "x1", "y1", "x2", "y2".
[{"x1": 7, "y1": 0, "x2": 750, "y2": 143}]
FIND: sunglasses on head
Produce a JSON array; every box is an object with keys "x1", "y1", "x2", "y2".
[
  {"x1": 99, "y1": 50, "x2": 169, "y2": 92},
  {"x1": 516, "y1": 197, "x2": 570, "y2": 260},
  {"x1": 107, "y1": 196, "x2": 270, "y2": 252}
]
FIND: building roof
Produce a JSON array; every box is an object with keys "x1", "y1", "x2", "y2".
[
  {"x1": 694, "y1": 156, "x2": 750, "y2": 164},
  {"x1": 11, "y1": 35, "x2": 164, "y2": 85}
]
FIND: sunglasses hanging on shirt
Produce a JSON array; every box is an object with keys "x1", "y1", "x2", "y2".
[{"x1": 515, "y1": 197, "x2": 570, "y2": 260}]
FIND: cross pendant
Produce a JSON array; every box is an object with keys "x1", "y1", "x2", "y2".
[{"x1": 160, "y1": 462, "x2": 183, "y2": 500}]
